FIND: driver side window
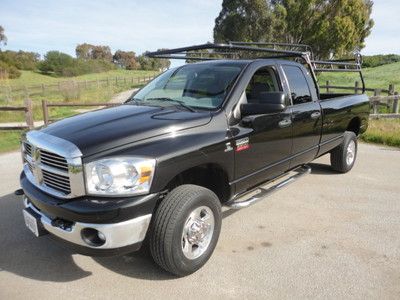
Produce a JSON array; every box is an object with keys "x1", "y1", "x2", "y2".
[{"x1": 246, "y1": 67, "x2": 280, "y2": 104}]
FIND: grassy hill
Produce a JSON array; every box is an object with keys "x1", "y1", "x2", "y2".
[
  {"x1": 0, "y1": 69, "x2": 156, "y2": 88},
  {"x1": 318, "y1": 62, "x2": 400, "y2": 93}
]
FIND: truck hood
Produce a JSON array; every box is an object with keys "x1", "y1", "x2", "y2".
[{"x1": 41, "y1": 104, "x2": 212, "y2": 156}]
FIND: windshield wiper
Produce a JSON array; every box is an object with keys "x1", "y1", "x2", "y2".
[
  {"x1": 125, "y1": 97, "x2": 143, "y2": 105},
  {"x1": 146, "y1": 97, "x2": 196, "y2": 112}
]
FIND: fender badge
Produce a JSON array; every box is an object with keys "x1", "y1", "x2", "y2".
[
  {"x1": 235, "y1": 137, "x2": 250, "y2": 152},
  {"x1": 224, "y1": 142, "x2": 233, "y2": 152}
]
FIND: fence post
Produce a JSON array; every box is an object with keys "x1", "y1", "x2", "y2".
[
  {"x1": 393, "y1": 92, "x2": 399, "y2": 114},
  {"x1": 373, "y1": 89, "x2": 381, "y2": 114},
  {"x1": 24, "y1": 98, "x2": 34, "y2": 129},
  {"x1": 41, "y1": 84, "x2": 45, "y2": 95},
  {"x1": 42, "y1": 100, "x2": 49, "y2": 125},
  {"x1": 115, "y1": 77, "x2": 118, "y2": 85},
  {"x1": 326, "y1": 80, "x2": 330, "y2": 93},
  {"x1": 355, "y1": 81, "x2": 359, "y2": 94}
]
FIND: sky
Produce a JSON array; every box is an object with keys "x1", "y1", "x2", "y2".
[{"x1": 0, "y1": 0, "x2": 399, "y2": 60}]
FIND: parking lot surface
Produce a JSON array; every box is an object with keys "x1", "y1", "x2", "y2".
[{"x1": 0, "y1": 143, "x2": 399, "y2": 299}]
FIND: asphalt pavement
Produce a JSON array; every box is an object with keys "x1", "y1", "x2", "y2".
[{"x1": 0, "y1": 142, "x2": 399, "y2": 299}]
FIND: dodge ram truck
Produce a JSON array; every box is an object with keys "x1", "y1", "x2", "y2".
[{"x1": 18, "y1": 42, "x2": 369, "y2": 276}]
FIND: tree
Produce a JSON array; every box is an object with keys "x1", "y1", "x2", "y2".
[
  {"x1": 272, "y1": 0, "x2": 374, "y2": 58},
  {"x1": 0, "y1": 25, "x2": 6, "y2": 48},
  {"x1": 213, "y1": 0, "x2": 374, "y2": 59},
  {"x1": 38, "y1": 51, "x2": 74, "y2": 75},
  {"x1": 75, "y1": 43, "x2": 113, "y2": 61},
  {"x1": 137, "y1": 51, "x2": 171, "y2": 71},
  {"x1": 113, "y1": 50, "x2": 139, "y2": 70},
  {"x1": 214, "y1": 0, "x2": 275, "y2": 43}
]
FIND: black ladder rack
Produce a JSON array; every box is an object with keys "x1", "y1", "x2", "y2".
[{"x1": 146, "y1": 41, "x2": 365, "y2": 93}]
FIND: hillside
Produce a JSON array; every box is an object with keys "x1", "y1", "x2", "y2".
[
  {"x1": 0, "y1": 69, "x2": 156, "y2": 88},
  {"x1": 318, "y1": 62, "x2": 400, "y2": 92}
]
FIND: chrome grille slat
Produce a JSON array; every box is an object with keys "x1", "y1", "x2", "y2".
[
  {"x1": 40, "y1": 149, "x2": 69, "y2": 171},
  {"x1": 42, "y1": 172, "x2": 70, "y2": 186},
  {"x1": 39, "y1": 158, "x2": 69, "y2": 170},
  {"x1": 43, "y1": 179, "x2": 71, "y2": 193},
  {"x1": 21, "y1": 131, "x2": 85, "y2": 198}
]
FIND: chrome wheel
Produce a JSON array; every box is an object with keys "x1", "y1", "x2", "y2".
[
  {"x1": 181, "y1": 206, "x2": 215, "y2": 260},
  {"x1": 346, "y1": 140, "x2": 356, "y2": 166}
]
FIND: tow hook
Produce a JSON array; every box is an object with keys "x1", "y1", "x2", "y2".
[{"x1": 14, "y1": 189, "x2": 24, "y2": 196}]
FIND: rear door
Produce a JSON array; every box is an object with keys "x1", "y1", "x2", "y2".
[{"x1": 280, "y1": 64, "x2": 322, "y2": 168}]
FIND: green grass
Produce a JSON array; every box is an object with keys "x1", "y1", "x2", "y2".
[
  {"x1": 361, "y1": 119, "x2": 400, "y2": 147},
  {"x1": 318, "y1": 61, "x2": 400, "y2": 93},
  {"x1": 0, "y1": 131, "x2": 23, "y2": 153},
  {"x1": 0, "y1": 69, "x2": 155, "y2": 123},
  {"x1": 0, "y1": 69, "x2": 156, "y2": 88}
]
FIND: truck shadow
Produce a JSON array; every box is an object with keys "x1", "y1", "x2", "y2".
[
  {"x1": 308, "y1": 163, "x2": 338, "y2": 175},
  {"x1": 0, "y1": 192, "x2": 174, "y2": 282}
]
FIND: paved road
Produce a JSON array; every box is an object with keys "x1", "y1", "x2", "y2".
[{"x1": 0, "y1": 143, "x2": 399, "y2": 299}]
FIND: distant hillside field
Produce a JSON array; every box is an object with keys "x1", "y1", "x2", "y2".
[
  {"x1": 318, "y1": 62, "x2": 400, "y2": 92},
  {"x1": 0, "y1": 69, "x2": 156, "y2": 88}
]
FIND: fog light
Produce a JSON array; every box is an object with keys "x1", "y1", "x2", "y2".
[
  {"x1": 81, "y1": 228, "x2": 106, "y2": 247},
  {"x1": 97, "y1": 231, "x2": 106, "y2": 242}
]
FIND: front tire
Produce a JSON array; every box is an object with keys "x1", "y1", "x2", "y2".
[
  {"x1": 330, "y1": 131, "x2": 358, "y2": 173},
  {"x1": 149, "y1": 184, "x2": 221, "y2": 276}
]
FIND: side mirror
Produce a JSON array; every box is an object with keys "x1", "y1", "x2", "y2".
[{"x1": 241, "y1": 92, "x2": 286, "y2": 117}]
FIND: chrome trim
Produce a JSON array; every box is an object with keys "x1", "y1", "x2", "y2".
[
  {"x1": 24, "y1": 198, "x2": 152, "y2": 249},
  {"x1": 225, "y1": 165, "x2": 311, "y2": 209},
  {"x1": 21, "y1": 131, "x2": 85, "y2": 198}
]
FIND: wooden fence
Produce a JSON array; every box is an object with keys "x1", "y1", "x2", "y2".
[
  {"x1": 41, "y1": 100, "x2": 120, "y2": 125},
  {"x1": 0, "y1": 74, "x2": 157, "y2": 101},
  {"x1": 0, "y1": 98, "x2": 34, "y2": 130}
]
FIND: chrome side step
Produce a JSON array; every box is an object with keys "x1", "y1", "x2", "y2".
[{"x1": 225, "y1": 165, "x2": 311, "y2": 210}]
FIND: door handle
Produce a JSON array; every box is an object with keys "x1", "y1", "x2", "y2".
[
  {"x1": 311, "y1": 111, "x2": 321, "y2": 119},
  {"x1": 278, "y1": 118, "x2": 292, "y2": 128}
]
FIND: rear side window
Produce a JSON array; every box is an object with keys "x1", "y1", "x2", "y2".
[{"x1": 283, "y1": 65, "x2": 312, "y2": 105}]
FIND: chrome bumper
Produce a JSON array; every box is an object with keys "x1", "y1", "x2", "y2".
[{"x1": 23, "y1": 197, "x2": 152, "y2": 249}]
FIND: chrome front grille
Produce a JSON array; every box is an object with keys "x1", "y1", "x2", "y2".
[
  {"x1": 21, "y1": 131, "x2": 85, "y2": 199},
  {"x1": 40, "y1": 149, "x2": 69, "y2": 171},
  {"x1": 42, "y1": 169, "x2": 71, "y2": 194}
]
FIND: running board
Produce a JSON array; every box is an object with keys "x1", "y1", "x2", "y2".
[{"x1": 225, "y1": 165, "x2": 311, "y2": 210}]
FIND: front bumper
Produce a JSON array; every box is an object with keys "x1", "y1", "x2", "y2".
[
  {"x1": 20, "y1": 172, "x2": 159, "y2": 255},
  {"x1": 24, "y1": 197, "x2": 151, "y2": 251}
]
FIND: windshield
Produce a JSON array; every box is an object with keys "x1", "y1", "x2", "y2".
[{"x1": 131, "y1": 63, "x2": 243, "y2": 110}]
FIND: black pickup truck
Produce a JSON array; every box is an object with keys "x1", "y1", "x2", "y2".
[{"x1": 18, "y1": 42, "x2": 369, "y2": 276}]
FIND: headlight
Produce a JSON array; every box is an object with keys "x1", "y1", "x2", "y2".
[{"x1": 85, "y1": 157, "x2": 156, "y2": 196}]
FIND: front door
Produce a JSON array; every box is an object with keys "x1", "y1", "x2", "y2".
[{"x1": 230, "y1": 65, "x2": 293, "y2": 193}]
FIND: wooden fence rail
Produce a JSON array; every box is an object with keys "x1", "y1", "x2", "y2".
[
  {"x1": 42, "y1": 100, "x2": 120, "y2": 125},
  {"x1": 0, "y1": 74, "x2": 157, "y2": 101},
  {"x1": 0, "y1": 98, "x2": 34, "y2": 130}
]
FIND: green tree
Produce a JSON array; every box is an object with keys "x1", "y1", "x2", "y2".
[
  {"x1": 0, "y1": 25, "x2": 6, "y2": 48},
  {"x1": 38, "y1": 51, "x2": 74, "y2": 75},
  {"x1": 213, "y1": 0, "x2": 374, "y2": 59},
  {"x1": 75, "y1": 43, "x2": 113, "y2": 61},
  {"x1": 214, "y1": 0, "x2": 275, "y2": 43},
  {"x1": 138, "y1": 50, "x2": 171, "y2": 71},
  {"x1": 272, "y1": 0, "x2": 374, "y2": 58},
  {"x1": 113, "y1": 50, "x2": 139, "y2": 70}
]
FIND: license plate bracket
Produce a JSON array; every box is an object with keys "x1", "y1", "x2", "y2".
[{"x1": 23, "y1": 208, "x2": 47, "y2": 237}]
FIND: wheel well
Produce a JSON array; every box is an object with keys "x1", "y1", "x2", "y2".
[
  {"x1": 164, "y1": 164, "x2": 231, "y2": 203},
  {"x1": 347, "y1": 117, "x2": 361, "y2": 136}
]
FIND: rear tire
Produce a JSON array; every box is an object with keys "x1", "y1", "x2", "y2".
[
  {"x1": 149, "y1": 184, "x2": 221, "y2": 276},
  {"x1": 330, "y1": 131, "x2": 357, "y2": 173}
]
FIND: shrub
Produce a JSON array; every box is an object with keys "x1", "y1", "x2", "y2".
[
  {"x1": 363, "y1": 54, "x2": 400, "y2": 68},
  {"x1": 0, "y1": 61, "x2": 21, "y2": 79},
  {"x1": 60, "y1": 81, "x2": 81, "y2": 102}
]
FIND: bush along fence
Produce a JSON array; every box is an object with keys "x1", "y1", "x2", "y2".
[
  {"x1": 0, "y1": 74, "x2": 158, "y2": 102},
  {"x1": 320, "y1": 81, "x2": 399, "y2": 118}
]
